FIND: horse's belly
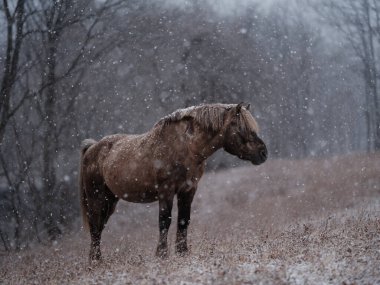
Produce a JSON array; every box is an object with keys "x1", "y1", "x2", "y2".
[
  {"x1": 121, "y1": 187, "x2": 159, "y2": 203},
  {"x1": 110, "y1": 181, "x2": 159, "y2": 203}
]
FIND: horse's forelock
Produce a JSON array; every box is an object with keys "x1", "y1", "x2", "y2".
[{"x1": 238, "y1": 108, "x2": 259, "y2": 134}]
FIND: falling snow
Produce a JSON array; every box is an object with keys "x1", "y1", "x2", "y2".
[{"x1": 1, "y1": 0, "x2": 380, "y2": 284}]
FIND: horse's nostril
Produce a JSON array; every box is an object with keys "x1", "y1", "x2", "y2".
[{"x1": 260, "y1": 149, "x2": 267, "y2": 159}]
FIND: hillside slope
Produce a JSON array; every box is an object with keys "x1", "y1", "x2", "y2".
[{"x1": 1, "y1": 153, "x2": 380, "y2": 284}]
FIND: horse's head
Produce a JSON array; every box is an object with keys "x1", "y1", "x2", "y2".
[{"x1": 223, "y1": 103, "x2": 267, "y2": 165}]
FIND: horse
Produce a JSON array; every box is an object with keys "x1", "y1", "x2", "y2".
[{"x1": 79, "y1": 103, "x2": 267, "y2": 262}]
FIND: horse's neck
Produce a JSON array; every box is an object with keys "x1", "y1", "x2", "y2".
[
  {"x1": 154, "y1": 121, "x2": 223, "y2": 162},
  {"x1": 187, "y1": 124, "x2": 224, "y2": 161}
]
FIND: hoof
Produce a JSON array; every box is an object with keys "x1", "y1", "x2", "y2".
[
  {"x1": 89, "y1": 250, "x2": 102, "y2": 264},
  {"x1": 89, "y1": 254, "x2": 102, "y2": 262},
  {"x1": 175, "y1": 244, "x2": 189, "y2": 257},
  {"x1": 88, "y1": 257, "x2": 102, "y2": 270},
  {"x1": 89, "y1": 246, "x2": 102, "y2": 262},
  {"x1": 175, "y1": 250, "x2": 189, "y2": 257},
  {"x1": 156, "y1": 247, "x2": 169, "y2": 259}
]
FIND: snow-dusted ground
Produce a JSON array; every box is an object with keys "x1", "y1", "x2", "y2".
[{"x1": 1, "y1": 153, "x2": 380, "y2": 284}]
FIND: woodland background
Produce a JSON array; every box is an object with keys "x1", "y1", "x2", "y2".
[{"x1": 0, "y1": 0, "x2": 379, "y2": 251}]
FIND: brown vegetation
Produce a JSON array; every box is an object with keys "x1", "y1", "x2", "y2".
[{"x1": 1, "y1": 153, "x2": 379, "y2": 284}]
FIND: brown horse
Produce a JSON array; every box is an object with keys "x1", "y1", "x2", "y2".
[{"x1": 79, "y1": 103, "x2": 267, "y2": 261}]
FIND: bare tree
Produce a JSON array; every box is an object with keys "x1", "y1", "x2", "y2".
[
  {"x1": 0, "y1": 0, "x2": 29, "y2": 145},
  {"x1": 27, "y1": 0, "x2": 125, "y2": 239},
  {"x1": 314, "y1": 0, "x2": 380, "y2": 151},
  {"x1": 0, "y1": 0, "x2": 127, "y2": 245}
]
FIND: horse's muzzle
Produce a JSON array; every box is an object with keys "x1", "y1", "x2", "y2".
[{"x1": 251, "y1": 145, "x2": 268, "y2": 165}]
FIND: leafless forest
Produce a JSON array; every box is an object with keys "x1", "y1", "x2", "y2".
[{"x1": 0, "y1": 0, "x2": 380, "y2": 284}]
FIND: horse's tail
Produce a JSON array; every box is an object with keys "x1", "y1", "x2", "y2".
[{"x1": 79, "y1": 139, "x2": 97, "y2": 231}]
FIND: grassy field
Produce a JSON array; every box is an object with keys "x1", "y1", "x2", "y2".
[{"x1": 1, "y1": 153, "x2": 380, "y2": 284}]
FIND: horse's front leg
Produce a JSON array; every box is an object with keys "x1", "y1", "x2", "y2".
[
  {"x1": 176, "y1": 188, "x2": 195, "y2": 256},
  {"x1": 156, "y1": 194, "x2": 174, "y2": 258}
]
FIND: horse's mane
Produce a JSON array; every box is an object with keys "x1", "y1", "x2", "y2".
[{"x1": 155, "y1": 103, "x2": 259, "y2": 134}]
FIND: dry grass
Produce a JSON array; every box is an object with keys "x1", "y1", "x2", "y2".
[{"x1": 1, "y1": 153, "x2": 380, "y2": 284}]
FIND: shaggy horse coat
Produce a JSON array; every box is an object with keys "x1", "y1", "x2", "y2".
[{"x1": 80, "y1": 103, "x2": 267, "y2": 261}]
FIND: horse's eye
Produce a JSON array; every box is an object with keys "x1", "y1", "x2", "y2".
[
  {"x1": 250, "y1": 132, "x2": 258, "y2": 141},
  {"x1": 240, "y1": 132, "x2": 257, "y2": 143},
  {"x1": 238, "y1": 133, "x2": 249, "y2": 143}
]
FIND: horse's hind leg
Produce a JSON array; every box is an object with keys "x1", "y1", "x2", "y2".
[
  {"x1": 86, "y1": 183, "x2": 119, "y2": 262},
  {"x1": 176, "y1": 188, "x2": 195, "y2": 256},
  {"x1": 156, "y1": 193, "x2": 174, "y2": 258}
]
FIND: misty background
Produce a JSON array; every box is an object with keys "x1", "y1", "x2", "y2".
[{"x1": 0, "y1": 0, "x2": 379, "y2": 251}]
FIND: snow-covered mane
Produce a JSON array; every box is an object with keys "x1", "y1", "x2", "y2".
[{"x1": 155, "y1": 103, "x2": 259, "y2": 134}]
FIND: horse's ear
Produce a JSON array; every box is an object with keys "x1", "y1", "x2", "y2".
[
  {"x1": 236, "y1": 102, "x2": 244, "y2": 114},
  {"x1": 245, "y1": 103, "x2": 251, "y2": 110}
]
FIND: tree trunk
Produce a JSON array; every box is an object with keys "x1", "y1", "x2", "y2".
[
  {"x1": 0, "y1": 0, "x2": 25, "y2": 145},
  {"x1": 42, "y1": 29, "x2": 61, "y2": 241}
]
